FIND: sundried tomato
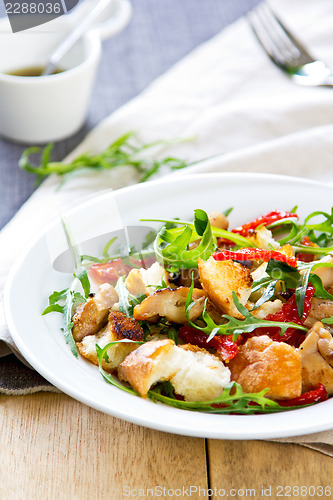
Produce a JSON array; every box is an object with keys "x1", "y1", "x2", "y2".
[
  {"x1": 248, "y1": 284, "x2": 315, "y2": 347},
  {"x1": 277, "y1": 384, "x2": 328, "y2": 407},
  {"x1": 232, "y1": 210, "x2": 297, "y2": 237},
  {"x1": 178, "y1": 325, "x2": 241, "y2": 361},
  {"x1": 213, "y1": 248, "x2": 297, "y2": 268}
]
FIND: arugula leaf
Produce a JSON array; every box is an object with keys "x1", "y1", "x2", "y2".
[
  {"x1": 149, "y1": 382, "x2": 293, "y2": 414},
  {"x1": 322, "y1": 316, "x2": 333, "y2": 325},
  {"x1": 96, "y1": 343, "x2": 300, "y2": 414},
  {"x1": 298, "y1": 261, "x2": 333, "y2": 301},
  {"x1": 251, "y1": 279, "x2": 278, "y2": 311},
  {"x1": 185, "y1": 284, "x2": 307, "y2": 341},
  {"x1": 42, "y1": 274, "x2": 90, "y2": 357},
  {"x1": 96, "y1": 342, "x2": 144, "y2": 395},
  {"x1": 194, "y1": 209, "x2": 209, "y2": 236},
  {"x1": 115, "y1": 276, "x2": 146, "y2": 317},
  {"x1": 305, "y1": 209, "x2": 333, "y2": 235},
  {"x1": 74, "y1": 269, "x2": 90, "y2": 299},
  {"x1": 223, "y1": 207, "x2": 233, "y2": 217},
  {"x1": 19, "y1": 132, "x2": 194, "y2": 185},
  {"x1": 266, "y1": 259, "x2": 300, "y2": 287},
  {"x1": 153, "y1": 210, "x2": 216, "y2": 270}
]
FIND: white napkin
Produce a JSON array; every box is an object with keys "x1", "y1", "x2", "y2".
[{"x1": 2, "y1": 0, "x2": 333, "y2": 454}]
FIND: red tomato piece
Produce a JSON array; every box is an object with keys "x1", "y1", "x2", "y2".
[
  {"x1": 297, "y1": 236, "x2": 317, "y2": 263},
  {"x1": 212, "y1": 248, "x2": 298, "y2": 268},
  {"x1": 179, "y1": 325, "x2": 241, "y2": 361},
  {"x1": 248, "y1": 284, "x2": 315, "y2": 347},
  {"x1": 277, "y1": 384, "x2": 328, "y2": 407},
  {"x1": 232, "y1": 210, "x2": 297, "y2": 237}
]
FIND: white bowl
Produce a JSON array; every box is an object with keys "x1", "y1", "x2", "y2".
[
  {"x1": 0, "y1": 0, "x2": 131, "y2": 144},
  {"x1": 5, "y1": 173, "x2": 333, "y2": 439}
]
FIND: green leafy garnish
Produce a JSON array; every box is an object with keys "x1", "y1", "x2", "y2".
[
  {"x1": 96, "y1": 342, "x2": 144, "y2": 395},
  {"x1": 153, "y1": 209, "x2": 216, "y2": 270},
  {"x1": 74, "y1": 269, "x2": 90, "y2": 299},
  {"x1": 149, "y1": 382, "x2": 289, "y2": 414},
  {"x1": 185, "y1": 283, "x2": 307, "y2": 341},
  {"x1": 19, "y1": 132, "x2": 193, "y2": 185},
  {"x1": 42, "y1": 278, "x2": 87, "y2": 357},
  {"x1": 96, "y1": 344, "x2": 297, "y2": 414},
  {"x1": 115, "y1": 276, "x2": 146, "y2": 317},
  {"x1": 322, "y1": 316, "x2": 333, "y2": 325}
]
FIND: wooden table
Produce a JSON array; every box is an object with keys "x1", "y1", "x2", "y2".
[{"x1": 0, "y1": 393, "x2": 331, "y2": 499}]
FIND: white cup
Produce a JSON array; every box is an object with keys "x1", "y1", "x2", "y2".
[{"x1": 0, "y1": 0, "x2": 131, "y2": 144}]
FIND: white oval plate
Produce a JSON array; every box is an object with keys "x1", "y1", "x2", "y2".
[{"x1": 5, "y1": 173, "x2": 333, "y2": 439}]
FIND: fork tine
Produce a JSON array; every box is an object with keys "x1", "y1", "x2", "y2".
[
  {"x1": 248, "y1": 8, "x2": 288, "y2": 68},
  {"x1": 248, "y1": 3, "x2": 314, "y2": 69},
  {"x1": 265, "y1": 5, "x2": 314, "y2": 63}
]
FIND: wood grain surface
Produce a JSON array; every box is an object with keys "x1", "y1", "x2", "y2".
[{"x1": 0, "y1": 393, "x2": 332, "y2": 500}]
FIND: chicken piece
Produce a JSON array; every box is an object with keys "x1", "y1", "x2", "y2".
[
  {"x1": 228, "y1": 336, "x2": 302, "y2": 400},
  {"x1": 170, "y1": 344, "x2": 231, "y2": 402},
  {"x1": 77, "y1": 311, "x2": 144, "y2": 371},
  {"x1": 118, "y1": 339, "x2": 231, "y2": 400},
  {"x1": 198, "y1": 257, "x2": 253, "y2": 319},
  {"x1": 72, "y1": 283, "x2": 118, "y2": 342},
  {"x1": 247, "y1": 227, "x2": 280, "y2": 250},
  {"x1": 125, "y1": 262, "x2": 165, "y2": 296},
  {"x1": 133, "y1": 287, "x2": 207, "y2": 324},
  {"x1": 304, "y1": 297, "x2": 333, "y2": 328},
  {"x1": 208, "y1": 211, "x2": 229, "y2": 230},
  {"x1": 313, "y1": 254, "x2": 333, "y2": 288},
  {"x1": 299, "y1": 321, "x2": 333, "y2": 395},
  {"x1": 118, "y1": 339, "x2": 181, "y2": 397}
]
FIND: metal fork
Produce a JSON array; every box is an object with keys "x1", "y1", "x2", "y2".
[{"x1": 248, "y1": 3, "x2": 333, "y2": 87}]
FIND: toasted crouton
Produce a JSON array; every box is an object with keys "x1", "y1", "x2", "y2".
[
  {"x1": 198, "y1": 257, "x2": 252, "y2": 319},
  {"x1": 247, "y1": 227, "x2": 280, "y2": 250},
  {"x1": 299, "y1": 321, "x2": 333, "y2": 395},
  {"x1": 228, "y1": 336, "x2": 302, "y2": 400},
  {"x1": 72, "y1": 283, "x2": 118, "y2": 342},
  {"x1": 118, "y1": 339, "x2": 231, "y2": 400},
  {"x1": 133, "y1": 287, "x2": 207, "y2": 324},
  {"x1": 77, "y1": 311, "x2": 144, "y2": 371},
  {"x1": 118, "y1": 339, "x2": 181, "y2": 397},
  {"x1": 170, "y1": 344, "x2": 230, "y2": 401}
]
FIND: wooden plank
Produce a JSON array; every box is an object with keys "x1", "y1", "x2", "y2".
[
  {"x1": 0, "y1": 393, "x2": 208, "y2": 500},
  {"x1": 208, "y1": 440, "x2": 332, "y2": 499}
]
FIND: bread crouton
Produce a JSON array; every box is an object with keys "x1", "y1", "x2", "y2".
[
  {"x1": 299, "y1": 321, "x2": 333, "y2": 395},
  {"x1": 133, "y1": 287, "x2": 207, "y2": 324},
  {"x1": 118, "y1": 339, "x2": 231, "y2": 400},
  {"x1": 72, "y1": 283, "x2": 118, "y2": 342},
  {"x1": 77, "y1": 311, "x2": 144, "y2": 371},
  {"x1": 228, "y1": 336, "x2": 302, "y2": 400},
  {"x1": 118, "y1": 339, "x2": 181, "y2": 397},
  {"x1": 170, "y1": 344, "x2": 230, "y2": 401},
  {"x1": 247, "y1": 227, "x2": 279, "y2": 250},
  {"x1": 198, "y1": 257, "x2": 252, "y2": 319}
]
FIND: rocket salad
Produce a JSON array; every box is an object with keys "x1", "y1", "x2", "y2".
[{"x1": 43, "y1": 206, "x2": 333, "y2": 414}]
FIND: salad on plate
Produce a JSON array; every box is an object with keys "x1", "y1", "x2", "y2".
[{"x1": 43, "y1": 206, "x2": 333, "y2": 414}]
